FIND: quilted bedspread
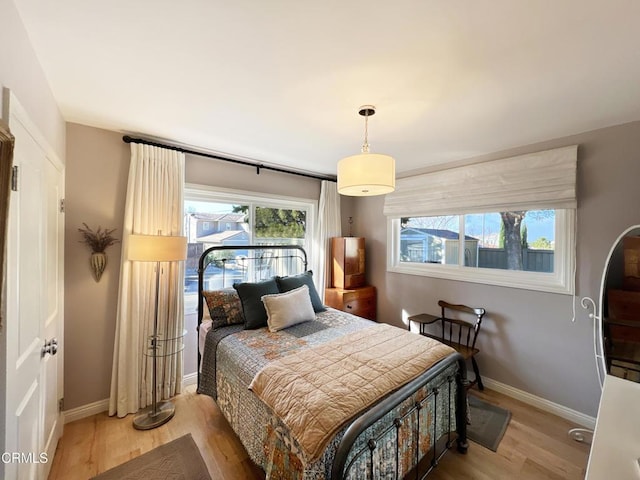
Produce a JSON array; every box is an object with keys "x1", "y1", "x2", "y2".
[
  {"x1": 249, "y1": 323, "x2": 454, "y2": 461},
  {"x1": 198, "y1": 309, "x2": 459, "y2": 479}
]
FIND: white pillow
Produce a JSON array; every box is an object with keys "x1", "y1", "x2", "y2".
[{"x1": 262, "y1": 285, "x2": 316, "y2": 332}]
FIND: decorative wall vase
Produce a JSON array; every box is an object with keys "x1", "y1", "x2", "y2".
[
  {"x1": 78, "y1": 223, "x2": 119, "y2": 282},
  {"x1": 90, "y1": 252, "x2": 107, "y2": 282}
]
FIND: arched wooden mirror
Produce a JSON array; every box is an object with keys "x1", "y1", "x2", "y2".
[{"x1": 583, "y1": 225, "x2": 640, "y2": 387}]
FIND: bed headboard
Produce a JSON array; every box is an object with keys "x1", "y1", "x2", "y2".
[{"x1": 197, "y1": 244, "x2": 308, "y2": 326}]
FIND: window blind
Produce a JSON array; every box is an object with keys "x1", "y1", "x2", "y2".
[{"x1": 383, "y1": 145, "x2": 577, "y2": 217}]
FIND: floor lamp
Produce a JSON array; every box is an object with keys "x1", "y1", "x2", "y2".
[{"x1": 128, "y1": 233, "x2": 187, "y2": 430}]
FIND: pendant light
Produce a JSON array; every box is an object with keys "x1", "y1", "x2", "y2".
[{"x1": 337, "y1": 105, "x2": 395, "y2": 196}]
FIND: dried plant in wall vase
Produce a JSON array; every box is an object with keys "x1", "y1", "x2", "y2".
[{"x1": 78, "y1": 223, "x2": 120, "y2": 282}]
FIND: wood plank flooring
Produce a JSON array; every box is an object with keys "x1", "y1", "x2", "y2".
[{"x1": 48, "y1": 386, "x2": 589, "y2": 480}]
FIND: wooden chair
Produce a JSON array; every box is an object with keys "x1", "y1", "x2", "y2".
[{"x1": 425, "y1": 300, "x2": 486, "y2": 390}]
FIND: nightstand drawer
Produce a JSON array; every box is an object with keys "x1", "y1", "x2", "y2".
[
  {"x1": 325, "y1": 286, "x2": 376, "y2": 321},
  {"x1": 344, "y1": 294, "x2": 375, "y2": 312}
]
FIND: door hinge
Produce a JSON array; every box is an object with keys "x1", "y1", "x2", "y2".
[
  {"x1": 11, "y1": 165, "x2": 18, "y2": 191},
  {"x1": 60, "y1": 199, "x2": 65, "y2": 213},
  {"x1": 58, "y1": 398, "x2": 64, "y2": 412}
]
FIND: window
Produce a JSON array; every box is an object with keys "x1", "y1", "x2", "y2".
[
  {"x1": 388, "y1": 209, "x2": 574, "y2": 294},
  {"x1": 183, "y1": 183, "x2": 316, "y2": 293},
  {"x1": 384, "y1": 146, "x2": 577, "y2": 295}
]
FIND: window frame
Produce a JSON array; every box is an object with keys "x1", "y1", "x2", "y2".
[
  {"x1": 185, "y1": 183, "x2": 317, "y2": 259},
  {"x1": 386, "y1": 209, "x2": 575, "y2": 295}
]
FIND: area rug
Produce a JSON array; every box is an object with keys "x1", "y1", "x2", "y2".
[
  {"x1": 91, "y1": 433, "x2": 212, "y2": 480},
  {"x1": 467, "y1": 395, "x2": 512, "y2": 452}
]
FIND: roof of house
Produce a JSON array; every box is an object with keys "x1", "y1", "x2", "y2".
[
  {"x1": 401, "y1": 227, "x2": 478, "y2": 241},
  {"x1": 196, "y1": 230, "x2": 248, "y2": 243},
  {"x1": 188, "y1": 213, "x2": 246, "y2": 222}
]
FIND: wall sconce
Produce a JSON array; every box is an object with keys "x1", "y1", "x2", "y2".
[{"x1": 78, "y1": 223, "x2": 120, "y2": 282}]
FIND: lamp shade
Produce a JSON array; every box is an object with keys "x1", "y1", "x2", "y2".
[
  {"x1": 128, "y1": 234, "x2": 187, "y2": 262},
  {"x1": 337, "y1": 153, "x2": 396, "y2": 196}
]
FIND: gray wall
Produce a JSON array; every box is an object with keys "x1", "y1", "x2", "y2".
[
  {"x1": 353, "y1": 120, "x2": 640, "y2": 418},
  {"x1": 0, "y1": 0, "x2": 66, "y2": 475},
  {"x1": 64, "y1": 124, "x2": 129, "y2": 409},
  {"x1": 63, "y1": 124, "x2": 326, "y2": 409}
]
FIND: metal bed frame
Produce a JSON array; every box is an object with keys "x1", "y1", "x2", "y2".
[{"x1": 196, "y1": 244, "x2": 468, "y2": 479}]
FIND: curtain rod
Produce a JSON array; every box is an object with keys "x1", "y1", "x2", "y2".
[{"x1": 122, "y1": 135, "x2": 336, "y2": 182}]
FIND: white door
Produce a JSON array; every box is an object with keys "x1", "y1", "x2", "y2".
[{"x1": 4, "y1": 92, "x2": 64, "y2": 480}]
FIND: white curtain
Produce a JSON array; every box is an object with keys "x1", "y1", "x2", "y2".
[
  {"x1": 109, "y1": 143, "x2": 185, "y2": 417},
  {"x1": 383, "y1": 145, "x2": 577, "y2": 217},
  {"x1": 312, "y1": 180, "x2": 341, "y2": 299}
]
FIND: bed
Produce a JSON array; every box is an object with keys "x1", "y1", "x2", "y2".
[{"x1": 196, "y1": 245, "x2": 467, "y2": 479}]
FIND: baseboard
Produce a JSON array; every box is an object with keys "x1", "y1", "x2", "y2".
[
  {"x1": 183, "y1": 371, "x2": 198, "y2": 388},
  {"x1": 63, "y1": 374, "x2": 200, "y2": 424},
  {"x1": 482, "y1": 376, "x2": 596, "y2": 430},
  {"x1": 64, "y1": 398, "x2": 110, "y2": 424}
]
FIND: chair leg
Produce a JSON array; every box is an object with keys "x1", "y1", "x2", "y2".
[{"x1": 471, "y1": 357, "x2": 484, "y2": 391}]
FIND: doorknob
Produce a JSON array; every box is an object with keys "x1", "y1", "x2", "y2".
[{"x1": 42, "y1": 338, "x2": 58, "y2": 357}]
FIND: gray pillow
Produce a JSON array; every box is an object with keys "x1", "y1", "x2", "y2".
[
  {"x1": 233, "y1": 277, "x2": 279, "y2": 329},
  {"x1": 276, "y1": 270, "x2": 326, "y2": 313}
]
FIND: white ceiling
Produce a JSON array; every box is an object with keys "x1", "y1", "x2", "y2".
[{"x1": 12, "y1": 0, "x2": 640, "y2": 176}]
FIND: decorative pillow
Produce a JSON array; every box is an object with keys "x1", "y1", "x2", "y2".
[
  {"x1": 262, "y1": 285, "x2": 316, "y2": 332},
  {"x1": 202, "y1": 288, "x2": 244, "y2": 330},
  {"x1": 233, "y1": 277, "x2": 279, "y2": 329},
  {"x1": 276, "y1": 270, "x2": 326, "y2": 313}
]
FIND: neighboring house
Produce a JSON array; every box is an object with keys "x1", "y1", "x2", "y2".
[
  {"x1": 185, "y1": 213, "x2": 248, "y2": 244},
  {"x1": 196, "y1": 229, "x2": 249, "y2": 246},
  {"x1": 184, "y1": 213, "x2": 250, "y2": 289},
  {"x1": 401, "y1": 228, "x2": 479, "y2": 266}
]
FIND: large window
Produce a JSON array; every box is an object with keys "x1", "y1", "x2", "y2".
[
  {"x1": 184, "y1": 184, "x2": 315, "y2": 293},
  {"x1": 388, "y1": 209, "x2": 575, "y2": 294}
]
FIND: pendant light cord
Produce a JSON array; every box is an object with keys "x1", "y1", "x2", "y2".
[{"x1": 361, "y1": 111, "x2": 370, "y2": 153}]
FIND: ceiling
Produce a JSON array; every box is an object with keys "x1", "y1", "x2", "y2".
[{"x1": 12, "y1": 0, "x2": 640, "y2": 177}]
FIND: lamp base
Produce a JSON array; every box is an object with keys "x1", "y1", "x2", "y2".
[{"x1": 132, "y1": 401, "x2": 175, "y2": 430}]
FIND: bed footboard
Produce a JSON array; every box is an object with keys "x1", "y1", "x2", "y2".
[{"x1": 331, "y1": 353, "x2": 467, "y2": 480}]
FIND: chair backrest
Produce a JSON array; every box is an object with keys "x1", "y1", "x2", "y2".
[{"x1": 437, "y1": 300, "x2": 486, "y2": 350}]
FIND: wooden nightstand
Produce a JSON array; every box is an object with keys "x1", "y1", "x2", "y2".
[{"x1": 325, "y1": 286, "x2": 376, "y2": 321}]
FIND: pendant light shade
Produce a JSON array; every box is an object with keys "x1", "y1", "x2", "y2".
[
  {"x1": 337, "y1": 105, "x2": 396, "y2": 196},
  {"x1": 337, "y1": 153, "x2": 395, "y2": 196}
]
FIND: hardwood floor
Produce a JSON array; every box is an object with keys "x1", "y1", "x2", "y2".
[{"x1": 48, "y1": 386, "x2": 590, "y2": 480}]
